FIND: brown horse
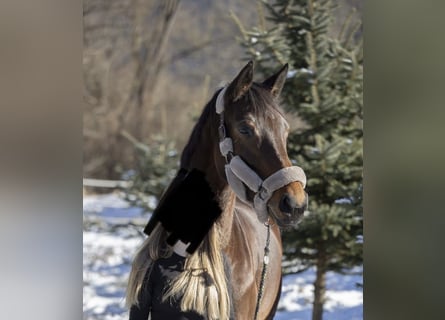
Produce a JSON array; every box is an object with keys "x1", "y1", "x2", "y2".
[{"x1": 127, "y1": 61, "x2": 308, "y2": 320}]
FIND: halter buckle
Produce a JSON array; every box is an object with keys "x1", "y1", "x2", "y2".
[
  {"x1": 225, "y1": 151, "x2": 233, "y2": 163},
  {"x1": 218, "y1": 125, "x2": 226, "y2": 140}
]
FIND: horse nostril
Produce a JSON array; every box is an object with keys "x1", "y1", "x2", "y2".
[
  {"x1": 279, "y1": 193, "x2": 297, "y2": 214},
  {"x1": 295, "y1": 204, "x2": 306, "y2": 215}
]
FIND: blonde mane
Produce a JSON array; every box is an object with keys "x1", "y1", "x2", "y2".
[{"x1": 126, "y1": 190, "x2": 235, "y2": 320}]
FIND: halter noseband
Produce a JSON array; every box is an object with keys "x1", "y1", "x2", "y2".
[{"x1": 215, "y1": 87, "x2": 307, "y2": 222}]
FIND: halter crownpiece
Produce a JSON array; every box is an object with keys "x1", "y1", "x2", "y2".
[{"x1": 215, "y1": 87, "x2": 307, "y2": 222}]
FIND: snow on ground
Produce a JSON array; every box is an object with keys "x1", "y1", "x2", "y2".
[
  {"x1": 83, "y1": 192, "x2": 362, "y2": 320},
  {"x1": 275, "y1": 268, "x2": 362, "y2": 320}
]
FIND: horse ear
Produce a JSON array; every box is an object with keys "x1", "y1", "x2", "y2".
[
  {"x1": 226, "y1": 60, "x2": 254, "y2": 102},
  {"x1": 262, "y1": 63, "x2": 288, "y2": 97}
]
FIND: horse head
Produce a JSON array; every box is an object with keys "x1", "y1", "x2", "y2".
[{"x1": 216, "y1": 61, "x2": 308, "y2": 227}]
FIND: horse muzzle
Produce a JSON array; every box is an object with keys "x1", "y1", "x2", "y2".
[{"x1": 268, "y1": 183, "x2": 308, "y2": 227}]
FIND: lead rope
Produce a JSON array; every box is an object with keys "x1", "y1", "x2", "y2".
[{"x1": 253, "y1": 221, "x2": 271, "y2": 320}]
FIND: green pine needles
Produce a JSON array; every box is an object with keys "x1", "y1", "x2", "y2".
[{"x1": 121, "y1": 131, "x2": 179, "y2": 212}]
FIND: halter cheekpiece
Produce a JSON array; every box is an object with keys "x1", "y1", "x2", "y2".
[{"x1": 215, "y1": 87, "x2": 307, "y2": 222}]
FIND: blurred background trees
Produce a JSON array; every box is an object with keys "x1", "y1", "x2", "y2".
[
  {"x1": 84, "y1": 0, "x2": 181, "y2": 179},
  {"x1": 83, "y1": 0, "x2": 261, "y2": 179},
  {"x1": 83, "y1": 0, "x2": 361, "y2": 180}
]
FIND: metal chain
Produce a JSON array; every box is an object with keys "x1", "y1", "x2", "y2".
[{"x1": 253, "y1": 221, "x2": 271, "y2": 320}]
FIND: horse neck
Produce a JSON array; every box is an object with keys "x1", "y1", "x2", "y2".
[
  {"x1": 181, "y1": 102, "x2": 237, "y2": 247},
  {"x1": 214, "y1": 187, "x2": 237, "y2": 247},
  {"x1": 193, "y1": 152, "x2": 237, "y2": 248}
]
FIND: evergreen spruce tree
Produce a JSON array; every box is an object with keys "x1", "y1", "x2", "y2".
[
  {"x1": 234, "y1": 1, "x2": 363, "y2": 319},
  {"x1": 120, "y1": 131, "x2": 179, "y2": 212}
]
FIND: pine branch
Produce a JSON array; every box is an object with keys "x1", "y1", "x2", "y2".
[{"x1": 306, "y1": 0, "x2": 321, "y2": 108}]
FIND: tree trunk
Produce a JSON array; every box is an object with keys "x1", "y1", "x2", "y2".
[
  {"x1": 312, "y1": 250, "x2": 327, "y2": 320},
  {"x1": 126, "y1": 0, "x2": 180, "y2": 141},
  {"x1": 109, "y1": 0, "x2": 180, "y2": 176}
]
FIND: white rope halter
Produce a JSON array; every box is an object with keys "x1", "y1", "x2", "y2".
[{"x1": 215, "y1": 87, "x2": 307, "y2": 222}]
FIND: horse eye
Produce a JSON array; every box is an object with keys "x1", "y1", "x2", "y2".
[{"x1": 238, "y1": 125, "x2": 254, "y2": 136}]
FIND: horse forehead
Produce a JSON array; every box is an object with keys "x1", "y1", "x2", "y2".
[
  {"x1": 267, "y1": 110, "x2": 288, "y2": 128},
  {"x1": 261, "y1": 112, "x2": 289, "y2": 139},
  {"x1": 234, "y1": 107, "x2": 287, "y2": 128},
  {"x1": 228, "y1": 95, "x2": 289, "y2": 139}
]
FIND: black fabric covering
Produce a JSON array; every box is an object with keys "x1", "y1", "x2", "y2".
[
  {"x1": 143, "y1": 168, "x2": 222, "y2": 254},
  {"x1": 129, "y1": 252, "x2": 235, "y2": 320},
  {"x1": 129, "y1": 252, "x2": 205, "y2": 320}
]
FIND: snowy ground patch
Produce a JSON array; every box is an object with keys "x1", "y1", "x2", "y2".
[
  {"x1": 83, "y1": 192, "x2": 362, "y2": 319},
  {"x1": 275, "y1": 268, "x2": 362, "y2": 320}
]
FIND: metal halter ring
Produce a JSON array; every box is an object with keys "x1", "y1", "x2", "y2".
[
  {"x1": 257, "y1": 186, "x2": 268, "y2": 201},
  {"x1": 264, "y1": 217, "x2": 275, "y2": 227}
]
